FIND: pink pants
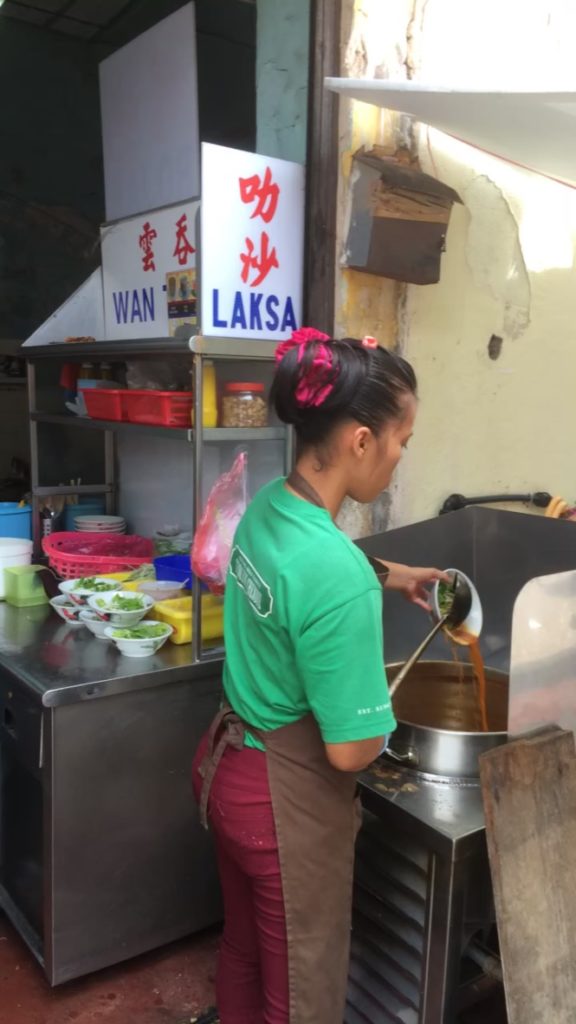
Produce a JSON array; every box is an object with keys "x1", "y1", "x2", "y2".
[{"x1": 192, "y1": 734, "x2": 289, "y2": 1024}]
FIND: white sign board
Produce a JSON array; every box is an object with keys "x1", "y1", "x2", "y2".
[
  {"x1": 200, "y1": 143, "x2": 304, "y2": 340},
  {"x1": 99, "y1": 3, "x2": 199, "y2": 221},
  {"x1": 101, "y1": 200, "x2": 199, "y2": 340}
]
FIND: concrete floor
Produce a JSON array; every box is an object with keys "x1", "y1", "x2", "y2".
[
  {"x1": 0, "y1": 910, "x2": 507, "y2": 1024},
  {"x1": 0, "y1": 912, "x2": 218, "y2": 1024}
]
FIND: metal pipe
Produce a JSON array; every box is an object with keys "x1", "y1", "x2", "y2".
[
  {"x1": 440, "y1": 491, "x2": 551, "y2": 514},
  {"x1": 192, "y1": 349, "x2": 203, "y2": 665}
]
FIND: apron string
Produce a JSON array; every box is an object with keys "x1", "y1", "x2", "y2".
[{"x1": 198, "y1": 706, "x2": 246, "y2": 829}]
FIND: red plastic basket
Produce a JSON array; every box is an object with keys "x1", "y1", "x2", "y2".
[
  {"x1": 123, "y1": 390, "x2": 193, "y2": 427},
  {"x1": 43, "y1": 532, "x2": 153, "y2": 579},
  {"x1": 83, "y1": 388, "x2": 126, "y2": 421}
]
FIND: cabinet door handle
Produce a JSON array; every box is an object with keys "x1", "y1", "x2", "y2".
[{"x1": 39, "y1": 715, "x2": 44, "y2": 770}]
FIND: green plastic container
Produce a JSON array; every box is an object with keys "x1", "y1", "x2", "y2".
[{"x1": 5, "y1": 565, "x2": 49, "y2": 607}]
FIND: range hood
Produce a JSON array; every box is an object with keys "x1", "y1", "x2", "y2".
[{"x1": 325, "y1": 79, "x2": 576, "y2": 188}]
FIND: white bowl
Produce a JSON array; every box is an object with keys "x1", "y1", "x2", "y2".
[
  {"x1": 135, "y1": 579, "x2": 185, "y2": 603},
  {"x1": 75, "y1": 520, "x2": 125, "y2": 526},
  {"x1": 432, "y1": 568, "x2": 483, "y2": 645},
  {"x1": 50, "y1": 595, "x2": 85, "y2": 626},
  {"x1": 87, "y1": 589, "x2": 154, "y2": 625},
  {"x1": 104, "y1": 620, "x2": 173, "y2": 658},
  {"x1": 59, "y1": 577, "x2": 122, "y2": 603},
  {"x1": 79, "y1": 608, "x2": 111, "y2": 640}
]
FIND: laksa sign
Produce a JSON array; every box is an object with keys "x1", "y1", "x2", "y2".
[
  {"x1": 101, "y1": 200, "x2": 199, "y2": 339},
  {"x1": 200, "y1": 143, "x2": 304, "y2": 340}
]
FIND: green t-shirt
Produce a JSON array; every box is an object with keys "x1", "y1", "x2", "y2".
[{"x1": 223, "y1": 478, "x2": 396, "y2": 750}]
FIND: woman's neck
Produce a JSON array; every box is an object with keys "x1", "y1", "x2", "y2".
[{"x1": 289, "y1": 454, "x2": 347, "y2": 520}]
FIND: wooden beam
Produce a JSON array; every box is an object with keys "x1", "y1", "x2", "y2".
[{"x1": 304, "y1": 0, "x2": 341, "y2": 334}]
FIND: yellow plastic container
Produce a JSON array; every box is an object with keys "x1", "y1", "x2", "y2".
[
  {"x1": 191, "y1": 360, "x2": 218, "y2": 428},
  {"x1": 153, "y1": 594, "x2": 224, "y2": 645}
]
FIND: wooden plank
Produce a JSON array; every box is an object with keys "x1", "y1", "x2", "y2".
[
  {"x1": 372, "y1": 186, "x2": 452, "y2": 224},
  {"x1": 480, "y1": 727, "x2": 576, "y2": 1024}
]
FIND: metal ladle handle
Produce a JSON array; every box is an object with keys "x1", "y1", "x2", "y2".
[{"x1": 388, "y1": 614, "x2": 448, "y2": 698}]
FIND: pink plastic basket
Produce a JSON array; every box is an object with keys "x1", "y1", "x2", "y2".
[
  {"x1": 42, "y1": 532, "x2": 153, "y2": 579},
  {"x1": 123, "y1": 390, "x2": 193, "y2": 427},
  {"x1": 83, "y1": 388, "x2": 126, "y2": 421}
]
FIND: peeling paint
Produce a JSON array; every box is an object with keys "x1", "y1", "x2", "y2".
[{"x1": 464, "y1": 175, "x2": 531, "y2": 339}]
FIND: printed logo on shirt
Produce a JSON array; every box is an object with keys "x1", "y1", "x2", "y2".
[
  {"x1": 357, "y1": 703, "x2": 391, "y2": 715},
  {"x1": 230, "y1": 546, "x2": 274, "y2": 618}
]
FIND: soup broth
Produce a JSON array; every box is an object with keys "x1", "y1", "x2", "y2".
[{"x1": 445, "y1": 625, "x2": 488, "y2": 732}]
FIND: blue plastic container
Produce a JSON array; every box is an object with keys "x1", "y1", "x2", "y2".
[
  {"x1": 0, "y1": 503, "x2": 32, "y2": 540},
  {"x1": 153, "y1": 554, "x2": 207, "y2": 592}
]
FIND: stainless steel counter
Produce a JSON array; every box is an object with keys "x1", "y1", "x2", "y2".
[
  {"x1": 0, "y1": 599, "x2": 223, "y2": 985},
  {"x1": 0, "y1": 602, "x2": 222, "y2": 707},
  {"x1": 360, "y1": 762, "x2": 485, "y2": 856}
]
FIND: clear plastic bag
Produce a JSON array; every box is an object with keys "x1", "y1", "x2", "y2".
[{"x1": 191, "y1": 451, "x2": 248, "y2": 594}]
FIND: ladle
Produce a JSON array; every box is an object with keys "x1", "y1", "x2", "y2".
[{"x1": 389, "y1": 572, "x2": 473, "y2": 698}]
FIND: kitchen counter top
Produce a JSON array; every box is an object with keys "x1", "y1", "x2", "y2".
[
  {"x1": 359, "y1": 760, "x2": 486, "y2": 857},
  {"x1": 0, "y1": 602, "x2": 222, "y2": 707}
]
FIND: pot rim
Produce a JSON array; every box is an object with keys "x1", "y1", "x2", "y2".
[{"x1": 386, "y1": 659, "x2": 509, "y2": 738}]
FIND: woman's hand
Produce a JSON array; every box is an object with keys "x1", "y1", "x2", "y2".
[{"x1": 375, "y1": 561, "x2": 451, "y2": 612}]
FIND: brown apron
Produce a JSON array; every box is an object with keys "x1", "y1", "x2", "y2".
[
  {"x1": 198, "y1": 705, "x2": 360, "y2": 1024},
  {"x1": 198, "y1": 470, "x2": 384, "y2": 1023}
]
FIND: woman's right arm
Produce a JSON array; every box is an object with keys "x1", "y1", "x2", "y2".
[
  {"x1": 324, "y1": 736, "x2": 386, "y2": 772},
  {"x1": 296, "y1": 589, "x2": 395, "y2": 774}
]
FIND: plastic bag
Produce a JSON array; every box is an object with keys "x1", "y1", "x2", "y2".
[
  {"x1": 191, "y1": 451, "x2": 248, "y2": 594},
  {"x1": 125, "y1": 358, "x2": 190, "y2": 392}
]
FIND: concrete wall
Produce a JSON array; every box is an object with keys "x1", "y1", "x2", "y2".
[
  {"x1": 256, "y1": 0, "x2": 310, "y2": 162},
  {"x1": 0, "y1": 1, "x2": 256, "y2": 342},
  {"x1": 0, "y1": 20, "x2": 102, "y2": 342},
  {"x1": 337, "y1": 0, "x2": 576, "y2": 528}
]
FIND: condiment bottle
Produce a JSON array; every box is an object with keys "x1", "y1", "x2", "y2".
[{"x1": 190, "y1": 361, "x2": 218, "y2": 428}]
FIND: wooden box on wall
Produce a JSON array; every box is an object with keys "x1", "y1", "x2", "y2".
[{"x1": 344, "y1": 149, "x2": 462, "y2": 285}]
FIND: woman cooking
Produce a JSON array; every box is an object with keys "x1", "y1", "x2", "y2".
[{"x1": 193, "y1": 328, "x2": 447, "y2": 1024}]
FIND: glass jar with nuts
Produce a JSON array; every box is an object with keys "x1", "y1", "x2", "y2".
[{"x1": 221, "y1": 382, "x2": 268, "y2": 428}]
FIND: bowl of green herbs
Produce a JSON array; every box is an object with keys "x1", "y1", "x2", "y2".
[
  {"x1": 87, "y1": 589, "x2": 154, "y2": 626},
  {"x1": 104, "y1": 620, "x2": 173, "y2": 657}
]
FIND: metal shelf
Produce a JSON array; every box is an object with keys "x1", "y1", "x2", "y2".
[
  {"x1": 30, "y1": 412, "x2": 189, "y2": 440},
  {"x1": 204, "y1": 426, "x2": 285, "y2": 442},
  {"x1": 24, "y1": 338, "x2": 191, "y2": 361},
  {"x1": 24, "y1": 334, "x2": 278, "y2": 362},
  {"x1": 28, "y1": 338, "x2": 293, "y2": 666},
  {"x1": 30, "y1": 412, "x2": 285, "y2": 443}
]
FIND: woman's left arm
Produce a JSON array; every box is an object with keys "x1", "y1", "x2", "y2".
[{"x1": 375, "y1": 561, "x2": 450, "y2": 611}]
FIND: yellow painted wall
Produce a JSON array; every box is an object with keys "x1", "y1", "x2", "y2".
[{"x1": 337, "y1": 0, "x2": 576, "y2": 527}]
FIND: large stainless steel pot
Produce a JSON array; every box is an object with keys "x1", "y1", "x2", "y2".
[{"x1": 384, "y1": 660, "x2": 508, "y2": 779}]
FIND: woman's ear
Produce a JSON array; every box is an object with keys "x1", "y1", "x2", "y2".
[{"x1": 352, "y1": 425, "x2": 371, "y2": 457}]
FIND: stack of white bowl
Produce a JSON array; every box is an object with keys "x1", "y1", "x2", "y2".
[{"x1": 74, "y1": 514, "x2": 126, "y2": 534}]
